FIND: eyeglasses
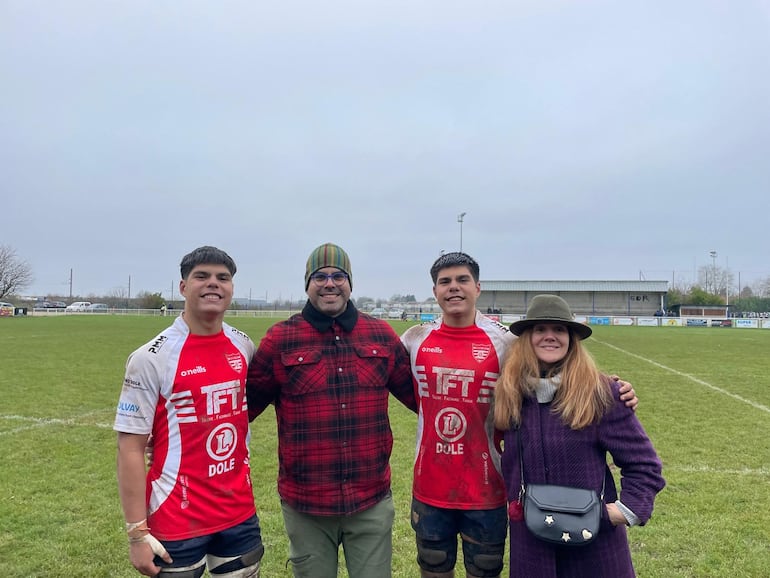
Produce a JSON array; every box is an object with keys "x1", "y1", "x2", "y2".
[{"x1": 310, "y1": 272, "x2": 349, "y2": 286}]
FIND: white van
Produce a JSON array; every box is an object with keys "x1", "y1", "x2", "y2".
[{"x1": 65, "y1": 301, "x2": 92, "y2": 312}]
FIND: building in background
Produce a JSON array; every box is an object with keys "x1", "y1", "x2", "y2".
[{"x1": 475, "y1": 280, "x2": 669, "y2": 316}]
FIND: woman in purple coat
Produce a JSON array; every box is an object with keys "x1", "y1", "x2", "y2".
[{"x1": 493, "y1": 295, "x2": 664, "y2": 578}]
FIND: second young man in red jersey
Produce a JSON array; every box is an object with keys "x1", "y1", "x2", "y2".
[{"x1": 401, "y1": 252, "x2": 637, "y2": 578}]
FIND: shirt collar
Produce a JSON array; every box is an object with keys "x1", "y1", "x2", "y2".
[{"x1": 302, "y1": 299, "x2": 359, "y2": 332}]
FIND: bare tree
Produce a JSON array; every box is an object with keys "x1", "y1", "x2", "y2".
[
  {"x1": 108, "y1": 286, "x2": 130, "y2": 308},
  {"x1": 754, "y1": 277, "x2": 770, "y2": 298},
  {"x1": 697, "y1": 264, "x2": 734, "y2": 298},
  {"x1": 0, "y1": 245, "x2": 33, "y2": 299}
]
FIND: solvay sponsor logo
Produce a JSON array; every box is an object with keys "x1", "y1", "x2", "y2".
[
  {"x1": 207, "y1": 422, "x2": 238, "y2": 478},
  {"x1": 421, "y1": 346, "x2": 443, "y2": 354},
  {"x1": 180, "y1": 365, "x2": 207, "y2": 377},
  {"x1": 117, "y1": 401, "x2": 140, "y2": 413}
]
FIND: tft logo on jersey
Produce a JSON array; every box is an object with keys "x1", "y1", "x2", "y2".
[
  {"x1": 433, "y1": 367, "x2": 474, "y2": 397},
  {"x1": 169, "y1": 381, "x2": 242, "y2": 423},
  {"x1": 434, "y1": 407, "x2": 467, "y2": 455},
  {"x1": 201, "y1": 380, "x2": 241, "y2": 415},
  {"x1": 207, "y1": 422, "x2": 238, "y2": 477}
]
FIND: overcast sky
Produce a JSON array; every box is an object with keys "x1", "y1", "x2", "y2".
[{"x1": 3, "y1": 0, "x2": 769, "y2": 303}]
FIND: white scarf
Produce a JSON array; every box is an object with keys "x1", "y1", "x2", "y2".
[{"x1": 528, "y1": 374, "x2": 562, "y2": 403}]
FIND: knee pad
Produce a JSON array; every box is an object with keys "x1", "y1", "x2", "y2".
[
  {"x1": 156, "y1": 559, "x2": 206, "y2": 578},
  {"x1": 210, "y1": 544, "x2": 264, "y2": 577},
  {"x1": 416, "y1": 541, "x2": 455, "y2": 573},
  {"x1": 462, "y1": 541, "x2": 504, "y2": 577}
]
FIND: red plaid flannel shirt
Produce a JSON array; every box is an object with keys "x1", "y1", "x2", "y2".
[{"x1": 247, "y1": 301, "x2": 417, "y2": 516}]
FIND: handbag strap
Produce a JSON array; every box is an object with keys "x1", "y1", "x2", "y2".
[
  {"x1": 515, "y1": 425, "x2": 606, "y2": 500},
  {"x1": 516, "y1": 426, "x2": 526, "y2": 501}
]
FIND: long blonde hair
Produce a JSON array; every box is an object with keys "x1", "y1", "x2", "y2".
[{"x1": 493, "y1": 327, "x2": 613, "y2": 430}]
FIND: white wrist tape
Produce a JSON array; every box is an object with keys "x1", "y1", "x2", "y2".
[
  {"x1": 131, "y1": 531, "x2": 170, "y2": 558},
  {"x1": 126, "y1": 519, "x2": 169, "y2": 558}
]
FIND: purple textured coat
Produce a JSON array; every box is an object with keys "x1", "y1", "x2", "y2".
[{"x1": 501, "y1": 380, "x2": 665, "y2": 578}]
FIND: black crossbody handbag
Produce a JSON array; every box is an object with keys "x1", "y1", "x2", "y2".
[{"x1": 516, "y1": 428, "x2": 604, "y2": 546}]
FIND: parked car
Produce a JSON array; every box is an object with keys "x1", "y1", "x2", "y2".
[
  {"x1": 86, "y1": 303, "x2": 109, "y2": 312},
  {"x1": 387, "y1": 309, "x2": 405, "y2": 319},
  {"x1": 369, "y1": 307, "x2": 387, "y2": 318},
  {"x1": 34, "y1": 300, "x2": 66, "y2": 310},
  {"x1": 65, "y1": 301, "x2": 92, "y2": 312},
  {"x1": 0, "y1": 302, "x2": 15, "y2": 316}
]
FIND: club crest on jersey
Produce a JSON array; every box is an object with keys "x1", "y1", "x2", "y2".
[
  {"x1": 472, "y1": 343, "x2": 491, "y2": 362},
  {"x1": 226, "y1": 353, "x2": 243, "y2": 373}
]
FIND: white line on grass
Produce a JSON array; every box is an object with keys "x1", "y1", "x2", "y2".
[
  {"x1": 591, "y1": 339, "x2": 770, "y2": 415},
  {"x1": 666, "y1": 464, "x2": 770, "y2": 476},
  {"x1": 0, "y1": 410, "x2": 114, "y2": 436}
]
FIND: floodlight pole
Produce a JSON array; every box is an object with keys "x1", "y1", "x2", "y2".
[
  {"x1": 458, "y1": 212, "x2": 467, "y2": 252},
  {"x1": 709, "y1": 250, "x2": 717, "y2": 295}
]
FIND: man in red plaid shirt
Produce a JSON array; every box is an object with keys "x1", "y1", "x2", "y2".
[{"x1": 246, "y1": 243, "x2": 417, "y2": 578}]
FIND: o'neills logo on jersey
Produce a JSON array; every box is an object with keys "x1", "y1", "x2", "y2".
[
  {"x1": 421, "y1": 346, "x2": 443, "y2": 354},
  {"x1": 472, "y1": 343, "x2": 491, "y2": 362},
  {"x1": 180, "y1": 365, "x2": 207, "y2": 377},
  {"x1": 226, "y1": 353, "x2": 243, "y2": 373}
]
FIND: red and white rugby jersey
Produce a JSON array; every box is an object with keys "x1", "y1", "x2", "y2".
[
  {"x1": 401, "y1": 311, "x2": 515, "y2": 510},
  {"x1": 114, "y1": 316, "x2": 257, "y2": 540}
]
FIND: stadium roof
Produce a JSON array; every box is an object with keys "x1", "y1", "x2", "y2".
[{"x1": 479, "y1": 280, "x2": 669, "y2": 292}]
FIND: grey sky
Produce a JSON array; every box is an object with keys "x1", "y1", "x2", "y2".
[{"x1": 3, "y1": 0, "x2": 769, "y2": 303}]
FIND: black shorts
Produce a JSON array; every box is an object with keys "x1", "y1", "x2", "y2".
[
  {"x1": 156, "y1": 514, "x2": 262, "y2": 569},
  {"x1": 411, "y1": 498, "x2": 506, "y2": 577}
]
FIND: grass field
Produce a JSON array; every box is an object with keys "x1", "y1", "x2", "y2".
[{"x1": 1, "y1": 315, "x2": 769, "y2": 577}]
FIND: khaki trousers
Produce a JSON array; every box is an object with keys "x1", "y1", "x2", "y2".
[{"x1": 281, "y1": 493, "x2": 395, "y2": 578}]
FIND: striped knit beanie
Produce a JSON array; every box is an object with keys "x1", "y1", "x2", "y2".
[{"x1": 305, "y1": 243, "x2": 352, "y2": 289}]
